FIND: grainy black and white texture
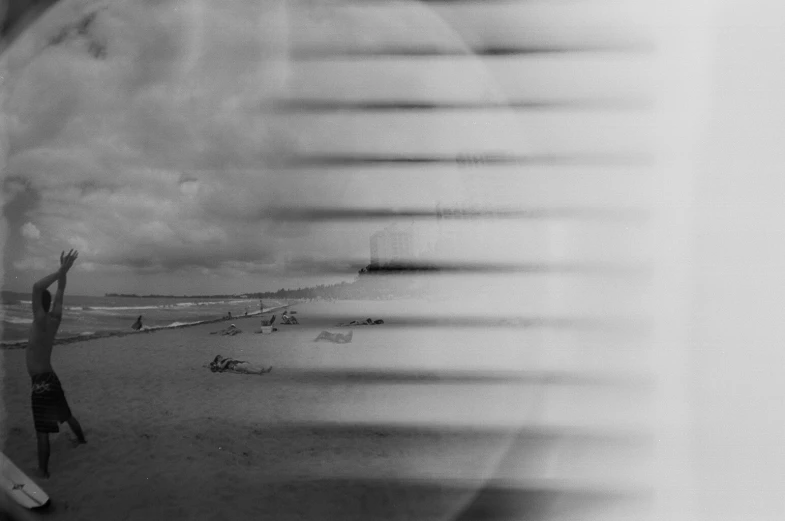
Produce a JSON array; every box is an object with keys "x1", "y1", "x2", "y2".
[{"x1": 3, "y1": 0, "x2": 779, "y2": 520}]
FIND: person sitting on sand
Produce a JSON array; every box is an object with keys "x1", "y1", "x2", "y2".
[
  {"x1": 26, "y1": 250, "x2": 87, "y2": 479},
  {"x1": 131, "y1": 315, "x2": 143, "y2": 330},
  {"x1": 281, "y1": 311, "x2": 299, "y2": 325},
  {"x1": 209, "y1": 355, "x2": 272, "y2": 375},
  {"x1": 314, "y1": 330, "x2": 353, "y2": 344},
  {"x1": 261, "y1": 314, "x2": 276, "y2": 327}
]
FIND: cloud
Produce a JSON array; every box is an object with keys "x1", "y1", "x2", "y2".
[
  {"x1": 1, "y1": 1, "x2": 299, "y2": 274},
  {"x1": 78, "y1": 261, "x2": 96, "y2": 272},
  {"x1": 1, "y1": 0, "x2": 517, "y2": 293},
  {"x1": 12, "y1": 257, "x2": 47, "y2": 271},
  {"x1": 21, "y1": 222, "x2": 41, "y2": 240}
]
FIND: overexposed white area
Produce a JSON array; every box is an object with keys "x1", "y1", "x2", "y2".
[
  {"x1": 690, "y1": 1, "x2": 785, "y2": 520},
  {"x1": 3, "y1": 0, "x2": 783, "y2": 520}
]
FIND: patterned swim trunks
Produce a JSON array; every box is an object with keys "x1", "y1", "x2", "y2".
[{"x1": 31, "y1": 372, "x2": 73, "y2": 433}]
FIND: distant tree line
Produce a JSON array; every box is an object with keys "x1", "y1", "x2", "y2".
[
  {"x1": 248, "y1": 263, "x2": 443, "y2": 301},
  {"x1": 105, "y1": 293, "x2": 240, "y2": 299},
  {"x1": 108, "y1": 264, "x2": 443, "y2": 301}
]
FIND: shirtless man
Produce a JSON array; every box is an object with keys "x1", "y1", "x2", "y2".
[{"x1": 27, "y1": 250, "x2": 86, "y2": 478}]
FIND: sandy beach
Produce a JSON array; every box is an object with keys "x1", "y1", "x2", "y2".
[
  {"x1": 1, "y1": 299, "x2": 653, "y2": 520},
  {"x1": 0, "y1": 300, "x2": 523, "y2": 520}
]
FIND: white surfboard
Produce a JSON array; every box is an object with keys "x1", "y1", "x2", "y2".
[{"x1": 0, "y1": 452, "x2": 50, "y2": 509}]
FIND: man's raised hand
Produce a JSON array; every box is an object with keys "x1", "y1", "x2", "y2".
[{"x1": 59, "y1": 249, "x2": 79, "y2": 273}]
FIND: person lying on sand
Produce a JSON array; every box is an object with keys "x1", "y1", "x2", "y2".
[
  {"x1": 336, "y1": 318, "x2": 384, "y2": 327},
  {"x1": 210, "y1": 324, "x2": 242, "y2": 336},
  {"x1": 131, "y1": 315, "x2": 143, "y2": 330},
  {"x1": 314, "y1": 330, "x2": 353, "y2": 344},
  {"x1": 260, "y1": 314, "x2": 276, "y2": 327},
  {"x1": 208, "y1": 355, "x2": 272, "y2": 375}
]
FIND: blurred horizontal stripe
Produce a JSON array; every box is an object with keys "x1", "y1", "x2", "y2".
[
  {"x1": 285, "y1": 316, "x2": 650, "y2": 331},
  {"x1": 289, "y1": 1, "x2": 655, "y2": 58},
  {"x1": 265, "y1": 260, "x2": 651, "y2": 275},
  {"x1": 271, "y1": 98, "x2": 653, "y2": 111},
  {"x1": 283, "y1": 55, "x2": 656, "y2": 106},
  {"x1": 278, "y1": 111, "x2": 652, "y2": 157},
  {"x1": 264, "y1": 206, "x2": 650, "y2": 222},
  {"x1": 276, "y1": 368, "x2": 653, "y2": 387},
  {"x1": 291, "y1": 45, "x2": 653, "y2": 59},
  {"x1": 285, "y1": 329, "x2": 651, "y2": 375},
  {"x1": 265, "y1": 165, "x2": 655, "y2": 211},
  {"x1": 280, "y1": 153, "x2": 654, "y2": 167},
  {"x1": 177, "y1": 475, "x2": 652, "y2": 521},
  {"x1": 271, "y1": 383, "x2": 653, "y2": 431},
  {"x1": 453, "y1": 482, "x2": 652, "y2": 521}
]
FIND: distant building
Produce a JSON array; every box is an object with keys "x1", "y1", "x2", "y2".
[{"x1": 370, "y1": 225, "x2": 416, "y2": 267}]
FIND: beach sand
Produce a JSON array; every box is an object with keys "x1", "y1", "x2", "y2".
[{"x1": 1, "y1": 300, "x2": 534, "y2": 521}]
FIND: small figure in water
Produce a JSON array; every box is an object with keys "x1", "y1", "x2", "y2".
[{"x1": 131, "y1": 315, "x2": 143, "y2": 330}]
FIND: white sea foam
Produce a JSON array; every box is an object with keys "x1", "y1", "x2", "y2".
[
  {"x1": 3, "y1": 316, "x2": 33, "y2": 324},
  {"x1": 83, "y1": 300, "x2": 251, "y2": 312},
  {"x1": 164, "y1": 320, "x2": 206, "y2": 328},
  {"x1": 88, "y1": 305, "x2": 164, "y2": 311},
  {"x1": 139, "y1": 320, "x2": 206, "y2": 331}
]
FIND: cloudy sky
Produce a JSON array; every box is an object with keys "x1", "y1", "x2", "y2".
[{"x1": 0, "y1": 0, "x2": 650, "y2": 296}]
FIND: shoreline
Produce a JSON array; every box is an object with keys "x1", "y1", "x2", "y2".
[
  {"x1": 0, "y1": 297, "x2": 525, "y2": 521},
  {"x1": 0, "y1": 304, "x2": 292, "y2": 350}
]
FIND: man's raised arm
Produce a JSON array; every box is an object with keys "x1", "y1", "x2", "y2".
[
  {"x1": 32, "y1": 270, "x2": 61, "y2": 322},
  {"x1": 50, "y1": 273, "x2": 67, "y2": 321},
  {"x1": 50, "y1": 252, "x2": 76, "y2": 319},
  {"x1": 31, "y1": 250, "x2": 78, "y2": 320}
]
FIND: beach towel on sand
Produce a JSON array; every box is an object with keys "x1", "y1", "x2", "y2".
[
  {"x1": 314, "y1": 330, "x2": 353, "y2": 344},
  {"x1": 31, "y1": 372, "x2": 73, "y2": 433}
]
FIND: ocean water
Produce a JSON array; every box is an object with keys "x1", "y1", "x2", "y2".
[{"x1": 0, "y1": 292, "x2": 284, "y2": 343}]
